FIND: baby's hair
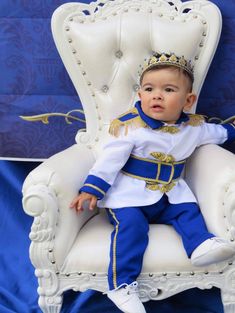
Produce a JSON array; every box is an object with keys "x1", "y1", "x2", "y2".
[{"x1": 140, "y1": 64, "x2": 193, "y2": 92}]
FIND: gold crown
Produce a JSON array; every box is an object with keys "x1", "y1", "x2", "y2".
[{"x1": 141, "y1": 52, "x2": 194, "y2": 81}]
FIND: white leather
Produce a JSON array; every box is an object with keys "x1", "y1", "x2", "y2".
[
  {"x1": 61, "y1": 209, "x2": 222, "y2": 275},
  {"x1": 22, "y1": 144, "x2": 97, "y2": 267},
  {"x1": 186, "y1": 144, "x2": 235, "y2": 238},
  {"x1": 51, "y1": 0, "x2": 222, "y2": 155}
]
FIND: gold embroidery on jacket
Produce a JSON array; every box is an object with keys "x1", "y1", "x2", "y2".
[
  {"x1": 109, "y1": 108, "x2": 146, "y2": 137},
  {"x1": 146, "y1": 181, "x2": 176, "y2": 193},
  {"x1": 158, "y1": 125, "x2": 180, "y2": 134},
  {"x1": 146, "y1": 152, "x2": 178, "y2": 192},
  {"x1": 150, "y1": 152, "x2": 175, "y2": 163},
  {"x1": 185, "y1": 114, "x2": 205, "y2": 126}
]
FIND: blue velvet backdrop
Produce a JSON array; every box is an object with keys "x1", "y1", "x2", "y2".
[{"x1": 0, "y1": 0, "x2": 235, "y2": 312}]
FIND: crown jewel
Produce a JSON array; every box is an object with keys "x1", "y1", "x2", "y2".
[{"x1": 141, "y1": 52, "x2": 194, "y2": 81}]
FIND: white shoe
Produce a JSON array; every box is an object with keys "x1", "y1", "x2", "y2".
[
  {"x1": 191, "y1": 237, "x2": 235, "y2": 266},
  {"x1": 107, "y1": 281, "x2": 146, "y2": 313}
]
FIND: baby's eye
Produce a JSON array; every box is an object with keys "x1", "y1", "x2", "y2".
[
  {"x1": 165, "y1": 87, "x2": 175, "y2": 92},
  {"x1": 144, "y1": 87, "x2": 153, "y2": 92}
]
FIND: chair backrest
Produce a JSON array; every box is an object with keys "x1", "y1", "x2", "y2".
[{"x1": 51, "y1": 0, "x2": 221, "y2": 154}]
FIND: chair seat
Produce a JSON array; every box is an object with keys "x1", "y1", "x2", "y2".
[{"x1": 61, "y1": 210, "x2": 220, "y2": 275}]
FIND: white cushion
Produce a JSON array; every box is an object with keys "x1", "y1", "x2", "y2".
[{"x1": 61, "y1": 210, "x2": 220, "y2": 274}]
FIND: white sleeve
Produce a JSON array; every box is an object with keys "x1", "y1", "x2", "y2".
[
  {"x1": 197, "y1": 122, "x2": 228, "y2": 146},
  {"x1": 79, "y1": 129, "x2": 135, "y2": 199},
  {"x1": 90, "y1": 132, "x2": 135, "y2": 185}
]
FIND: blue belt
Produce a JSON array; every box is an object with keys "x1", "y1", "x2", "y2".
[{"x1": 121, "y1": 154, "x2": 186, "y2": 185}]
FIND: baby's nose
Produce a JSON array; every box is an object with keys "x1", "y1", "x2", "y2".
[{"x1": 153, "y1": 92, "x2": 163, "y2": 99}]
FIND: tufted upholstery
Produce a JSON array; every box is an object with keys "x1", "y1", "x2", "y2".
[
  {"x1": 22, "y1": 1, "x2": 235, "y2": 313},
  {"x1": 51, "y1": 0, "x2": 221, "y2": 154}
]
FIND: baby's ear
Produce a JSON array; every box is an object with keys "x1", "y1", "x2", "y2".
[
  {"x1": 138, "y1": 90, "x2": 142, "y2": 100},
  {"x1": 184, "y1": 93, "x2": 197, "y2": 112}
]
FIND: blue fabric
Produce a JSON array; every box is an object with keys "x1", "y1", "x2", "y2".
[
  {"x1": 0, "y1": 0, "x2": 86, "y2": 159},
  {"x1": 221, "y1": 123, "x2": 235, "y2": 142},
  {"x1": 106, "y1": 196, "x2": 213, "y2": 290},
  {"x1": 80, "y1": 174, "x2": 111, "y2": 199},
  {"x1": 122, "y1": 155, "x2": 185, "y2": 183},
  {"x1": 135, "y1": 101, "x2": 189, "y2": 129}
]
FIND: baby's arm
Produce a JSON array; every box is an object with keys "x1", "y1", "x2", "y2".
[
  {"x1": 197, "y1": 120, "x2": 235, "y2": 146},
  {"x1": 79, "y1": 130, "x2": 135, "y2": 200},
  {"x1": 70, "y1": 192, "x2": 97, "y2": 213}
]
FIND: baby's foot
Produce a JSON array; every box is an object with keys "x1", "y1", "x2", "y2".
[
  {"x1": 191, "y1": 237, "x2": 235, "y2": 266},
  {"x1": 107, "y1": 281, "x2": 146, "y2": 313}
]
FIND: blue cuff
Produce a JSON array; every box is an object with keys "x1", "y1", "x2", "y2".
[
  {"x1": 79, "y1": 175, "x2": 111, "y2": 199},
  {"x1": 221, "y1": 123, "x2": 235, "y2": 142}
]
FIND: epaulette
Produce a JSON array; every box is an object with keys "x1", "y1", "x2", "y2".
[
  {"x1": 109, "y1": 107, "x2": 146, "y2": 137},
  {"x1": 185, "y1": 114, "x2": 206, "y2": 127}
]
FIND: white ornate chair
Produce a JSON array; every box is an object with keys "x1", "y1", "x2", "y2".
[{"x1": 22, "y1": 1, "x2": 235, "y2": 312}]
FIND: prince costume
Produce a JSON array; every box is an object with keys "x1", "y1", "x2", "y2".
[
  {"x1": 79, "y1": 53, "x2": 235, "y2": 291},
  {"x1": 80, "y1": 101, "x2": 235, "y2": 289}
]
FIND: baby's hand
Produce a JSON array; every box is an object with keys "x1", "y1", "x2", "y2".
[{"x1": 70, "y1": 192, "x2": 97, "y2": 213}]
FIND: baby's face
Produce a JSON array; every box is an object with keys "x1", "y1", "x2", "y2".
[{"x1": 138, "y1": 67, "x2": 196, "y2": 124}]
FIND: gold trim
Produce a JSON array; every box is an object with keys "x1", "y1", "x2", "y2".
[
  {"x1": 146, "y1": 181, "x2": 176, "y2": 193},
  {"x1": 129, "y1": 154, "x2": 185, "y2": 165},
  {"x1": 121, "y1": 170, "x2": 178, "y2": 185},
  {"x1": 109, "y1": 108, "x2": 146, "y2": 137},
  {"x1": 19, "y1": 109, "x2": 85, "y2": 124},
  {"x1": 83, "y1": 184, "x2": 106, "y2": 196},
  {"x1": 122, "y1": 153, "x2": 186, "y2": 192},
  {"x1": 109, "y1": 209, "x2": 119, "y2": 289},
  {"x1": 158, "y1": 125, "x2": 180, "y2": 134},
  {"x1": 185, "y1": 114, "x2": 205, "y2": 127},
  {"x1": 207, "y1": 115, "x2": 235, "y2": 125},
  {"x1": 150, "y1": 152, "x2": 175, "y2": 163}
]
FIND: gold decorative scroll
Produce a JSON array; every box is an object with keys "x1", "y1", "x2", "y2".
[
  {"x1": 208, "y1": 115, "x2": 235, "y2": 124},
  {"x1": 19, "y1": 109, "x2": 85, "y2": 124}
]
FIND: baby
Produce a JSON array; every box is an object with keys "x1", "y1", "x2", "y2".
[{"x1": 70, "y1": 52, "x2": 235, "y2": 313}]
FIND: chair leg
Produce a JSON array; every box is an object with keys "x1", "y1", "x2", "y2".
[
  {"x1": 223, "y1": 303, "x2": 235, "y2": 313},
  {"x1": 35, "y1": 269, "x2": 63, "y2": 313},
  {"x1": 38, "y1": 295, "x2": 63, "y2": 313},
  {"x1": 221, "y1": 290, "x2": 235, "y2": 313}
]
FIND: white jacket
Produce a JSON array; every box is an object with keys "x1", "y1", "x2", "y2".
[{"x1": 80, "y1": 102, "x2": 235, "y2": 209}]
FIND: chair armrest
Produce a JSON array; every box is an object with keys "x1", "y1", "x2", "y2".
[
  {"x1": 185, "y1": 144, "x2": 235, "y2": 240},
  {"x1": 22, "y1": 144, "x2": 96, "y2": 268}
]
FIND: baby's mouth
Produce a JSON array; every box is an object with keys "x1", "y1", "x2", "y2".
[{"x1": 151, "y1": 104, "x2": 164, "y2": 112}]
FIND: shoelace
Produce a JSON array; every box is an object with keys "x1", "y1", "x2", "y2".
[
  {"x1": 210, "y1": 237, "x2": 227, "y2": 244},
  {"x1": 124, "y1": 281, "x2": 139, "y2": 295},
  {"x1": 104, "y1": 281, "x2": 139, "y2": 295}
]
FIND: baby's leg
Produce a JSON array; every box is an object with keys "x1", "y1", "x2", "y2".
[
  {"x1": 159, "y1": 202, "x2": 235, "y2": 266},
  {"x1": 158, "y1": 202, "x2": 213, "y2": 257},
  {"x1": 105, "y1": 207, "x2": 148, "y2": 313},
  {"x1": 106, "y1": 206, "x2": 149, "y2": 289}
]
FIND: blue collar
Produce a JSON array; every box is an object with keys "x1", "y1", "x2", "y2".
[{"x1": 135, "y1": 101, "x2": 189, "y2": 129}]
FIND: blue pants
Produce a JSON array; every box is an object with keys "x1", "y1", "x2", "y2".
[{"x1": 106, "y1": 194, "x2": 214, "y2": 290}]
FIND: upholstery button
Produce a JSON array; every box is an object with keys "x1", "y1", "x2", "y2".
[
  {"x1": 115, "y1": 50, "x2": 123, "y2": 58},
  {"x1": 133, "y1": 84, "x2": 140, "y2": 91},
  {"x1": 102, "y1": 85, "x2": 109, "y2": 93}
]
